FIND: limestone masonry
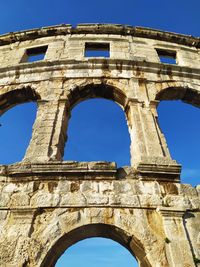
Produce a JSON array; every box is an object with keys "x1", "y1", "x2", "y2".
[{"x1": 0, "y1": 24, "x2": 199, "y2": 266}]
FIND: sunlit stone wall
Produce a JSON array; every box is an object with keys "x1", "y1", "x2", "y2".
[{"x1": 0, "y1": 24, "x2": 199, "y2": 267}]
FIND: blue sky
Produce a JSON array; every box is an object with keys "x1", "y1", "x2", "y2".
[
  {"x1": 56, "y1": 238, "x2": 136, "y2": 267},
  {"x1": 0, "y1": 0, "x2": 200, "y2": 266}
]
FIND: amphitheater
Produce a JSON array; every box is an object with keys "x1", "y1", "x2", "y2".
[{"x1": 0, "y1": 24, "x2": 200, "y2": 266}]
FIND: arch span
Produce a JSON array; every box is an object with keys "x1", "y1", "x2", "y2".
[
  {"x1": 62, "y1": 82, "x2": 132, "y2": 164},
  {"x1": 66, "y1": 82, "x2": 128, "y2": 110},
  {"x1": 40, "y1": 223, "x2": 151, "y2": 267},
  {"x1": 156, "y1": 86, "x2": 200, "y2": 108},
  {"x1": 0, "y1": 86, "x2": 40, "y2": 115}
]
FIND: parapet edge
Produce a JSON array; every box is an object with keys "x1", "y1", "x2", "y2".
[{"x1": 0, "y1": 23, "x2": 199, "y2": 48}]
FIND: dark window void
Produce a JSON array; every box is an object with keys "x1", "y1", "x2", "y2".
[
  {"x1": 85, "y1": 42, "x2": 110, "y2": 57},
  {"x1": 63, "y1": 99, "x2": 130, "y2": 167},
  {"x1": 157, "y1": 100, "x2": 200, "y2": 186},
  {"x1": 156, "y1": 49, "x2": 176, "y2": 64},
  {"x1": 55, "y1": 238, "x2": 138, "y2": 267},
  {"x1": 0, "y1": 102, "x2": 37, "y2": 164},
  {"x1": 22, "y1": 46, "x2": 48, "y2": 63}
]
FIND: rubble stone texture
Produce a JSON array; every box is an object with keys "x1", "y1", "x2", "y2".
[{"x1": 0, "y1": 24, "x2": 200, "y2": 267}]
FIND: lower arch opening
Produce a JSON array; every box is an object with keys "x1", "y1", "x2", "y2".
[
  {"x1": 55, "y1": 237, "x2": 138, "y2": 267},
  {"x1": 41, "y1": 223, "x2": 150, "y2": 267}
]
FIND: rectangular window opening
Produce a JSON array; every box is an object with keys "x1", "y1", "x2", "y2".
[
  {"x1": 22, "y1": 46, "x2": 48, "y2": 63},
  {"x1": 85, "y1": 42, "x2": 110, "y2": 58},
  {"x1": 156, "y1": 49, "x2": 176, "y2": 64}
]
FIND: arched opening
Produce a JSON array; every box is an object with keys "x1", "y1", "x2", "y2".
[
  {"x1": 64, "y1": 83, "x2": 130, "y2": 166},
  {"x1": 156, "y1": 87, "x2": 200, "y2": 186},
  {"x1": 63, "y1": 98, "x2": 131, "y2": 166},
  {"x1": 156, "y1": 86, "x2": 200, "y2": 108},
  {"x1": 41, "y1": 224, "x2": 150, "y2": 267},
  {"x1": 55, "y1": 237, "x2": 138, "y2": 267},
  {"x1": 0, "y1": 102, "x2": 37, "y2": 164},
  {"x1": 0, "y1": 87, "x2": 39, "y2": 164},
  {"x1": 67, "y1": 83, "x2": 127, "y2": 109},
  {"x1": 0, "y1": 87, "x2": 39, "y2": 115}
]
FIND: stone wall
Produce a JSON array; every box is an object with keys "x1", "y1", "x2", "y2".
[{"x1": 0, "y1": 24, "x2": 199, "y2": 266}]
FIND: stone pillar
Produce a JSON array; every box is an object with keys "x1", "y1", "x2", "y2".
[
  {"x1": 24, "y1": 100, "x2": 69, "y2": 162},
  {"x1": 125, "y1": 99, "x2": 180, "y2": 177},
  {"x1": 158, "y1": 207, "x2": 196, "y2": 267},
  {"x1": 0, "y1": 209, "x2": 36, "y2": 266}
]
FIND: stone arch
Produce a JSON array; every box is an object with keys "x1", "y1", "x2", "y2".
[
  {"x1": 62, "y1": 81, "x2": 131, "y2": 164},
  {"x1": 66, "y1": 81, "x2": 128, "y2": 110},
  {"x1": 155, "y1": 84, "x2": 200, "y2": 183},
  {"x1": 155, "y1": 84, "x2": 200, "y2": 108},
  {"x1": 30, "y1": 208, "x2": 167, "y2": 267},
  {"x1": 40, "y1": 223, "x2": 151, "y2": 267},
  {"x1": 0, "y1": 86, "x2": 40, "y2": 115}
]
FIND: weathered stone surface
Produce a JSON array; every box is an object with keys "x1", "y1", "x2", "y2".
[{"x1": 0, "y1": 24, "x2": 199, "y2": 267}]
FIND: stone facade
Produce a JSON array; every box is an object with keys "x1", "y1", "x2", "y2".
[{"x1": 0, "y1": 24, "x2": 199, "y2": 266}]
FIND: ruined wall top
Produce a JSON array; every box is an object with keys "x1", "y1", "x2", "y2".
[
  {"x1": 0, "y1": 23, "x2": 200, "y2": 72},
  {"x1": 1, "y1": 23, "x2": 200, "y2": 180},
  {"x1": 1, "y1": 23, "x2": 200, "y2": 47}
]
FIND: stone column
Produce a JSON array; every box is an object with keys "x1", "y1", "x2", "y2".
[
  {"x1": 158, "y1": 207, "x2": 195, "y2": 267},
  {"x1": 0, "y1": 209, "x2": 36, "y2": 266},
  {"x1": 149, "y1": 100, "x2": 172, "y2": 157},
  {"x1": 125, "y1": 99, "x2": 180, "y2": 177},
  {"x1": 24, "y1": 100, "x2": 69, "y2": 162}
]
